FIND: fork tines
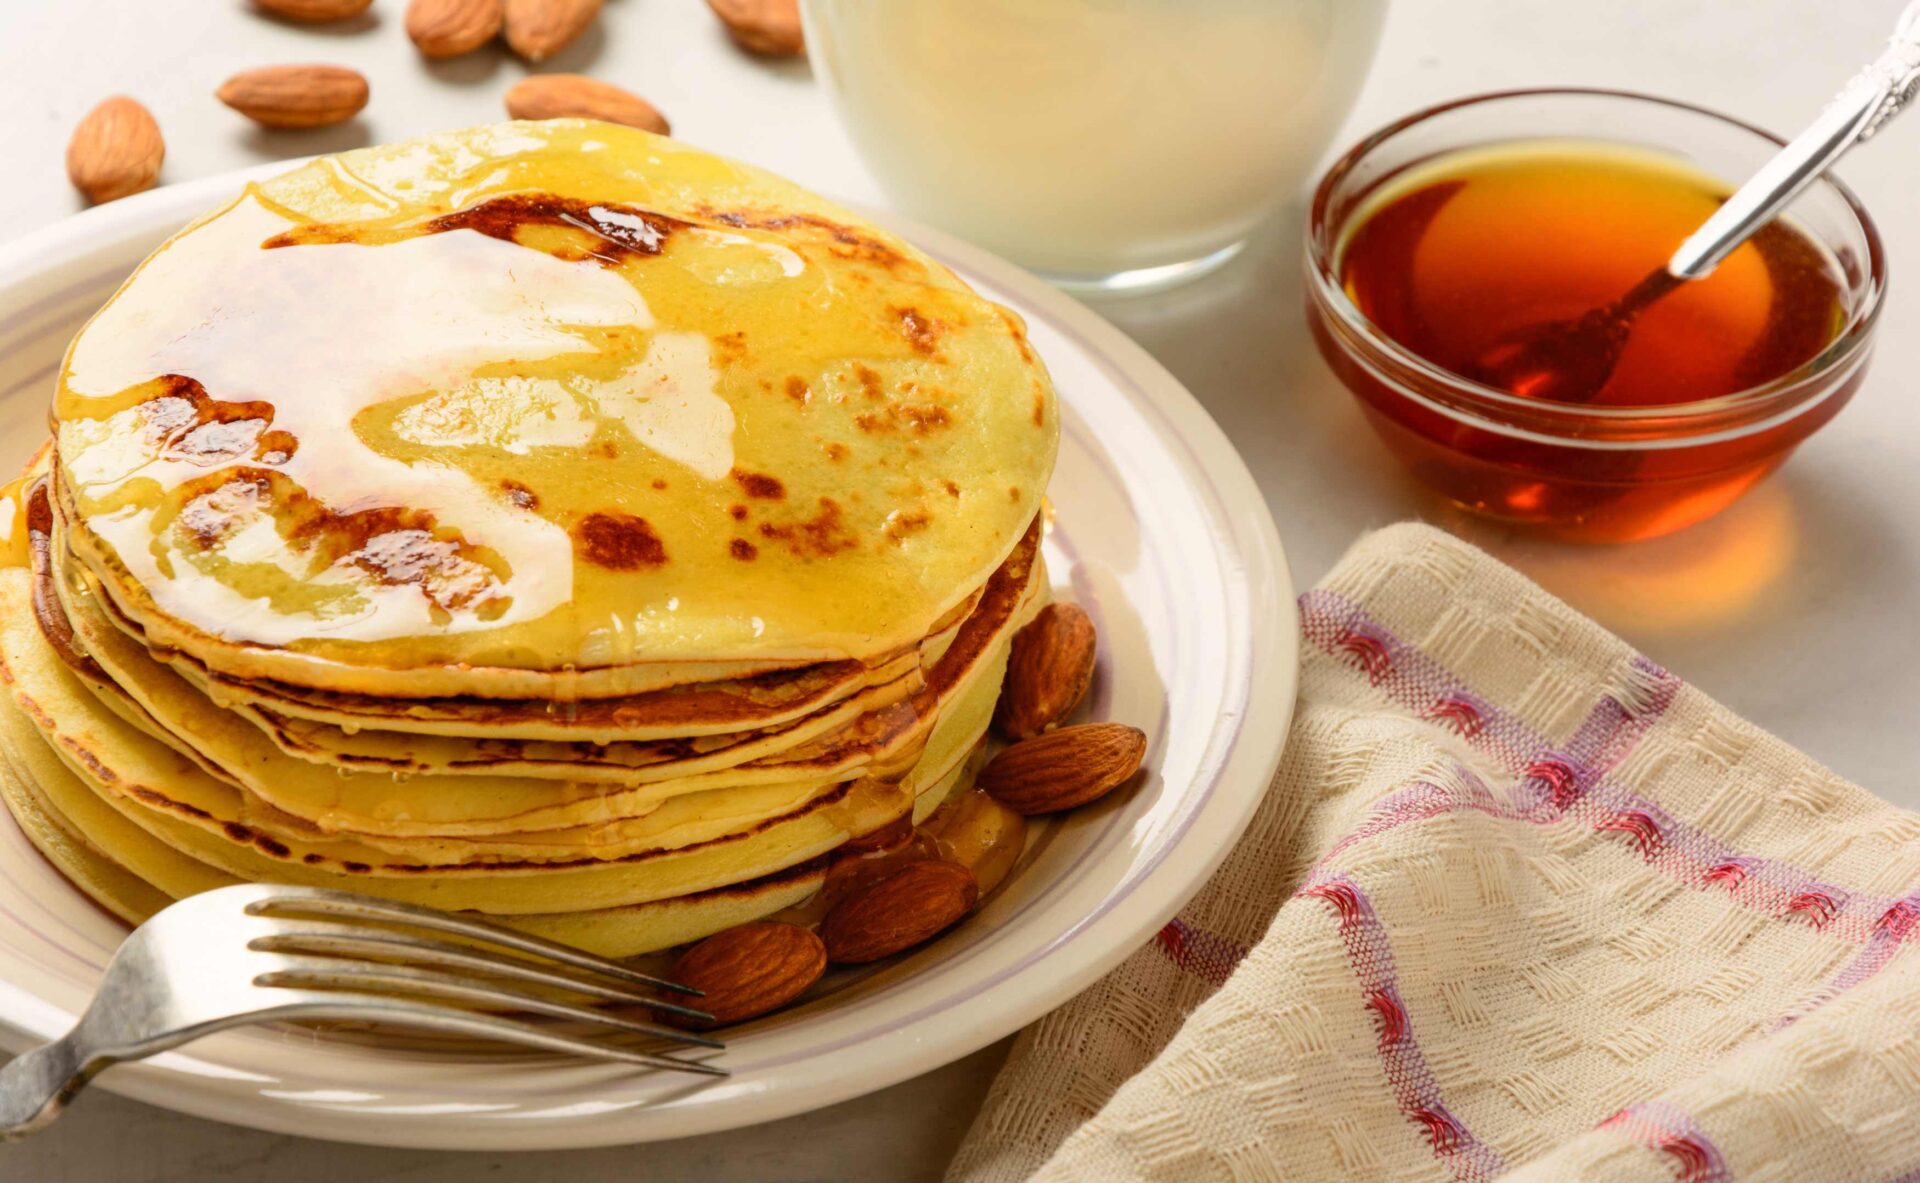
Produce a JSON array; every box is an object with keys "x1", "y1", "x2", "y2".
[{"x1": 244, "y1": 887, "x2": 726, "y2": 1076}]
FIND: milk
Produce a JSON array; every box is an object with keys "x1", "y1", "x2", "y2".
[{"x1": 803, "y1": 0, "x2": 1388, "y2": 286}]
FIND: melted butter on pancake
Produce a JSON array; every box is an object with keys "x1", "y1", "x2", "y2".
[{"x1": 51, "y1": 122, "x2": 1057, "y2": 683}]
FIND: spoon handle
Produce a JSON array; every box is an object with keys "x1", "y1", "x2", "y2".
[{"x1": 1668, "y1": 0, "x2": 1920, "y2": 280}]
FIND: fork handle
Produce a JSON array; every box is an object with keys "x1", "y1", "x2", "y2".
[{"x1": 0, "y1": 1036, "x2": 92, "y2": 1141}]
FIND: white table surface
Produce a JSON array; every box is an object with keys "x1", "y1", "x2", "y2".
[{"x1": 2, "y1": 0, "x2": 1916, "y2": 1178}]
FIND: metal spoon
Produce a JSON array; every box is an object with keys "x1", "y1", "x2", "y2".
[{"x1": 1469, "y1": 1, "x2": 1920, "y2": 404}]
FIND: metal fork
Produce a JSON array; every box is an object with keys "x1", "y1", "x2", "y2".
[{"x1": 0, "y1": 883, "x2": 726, "y2": 1140}]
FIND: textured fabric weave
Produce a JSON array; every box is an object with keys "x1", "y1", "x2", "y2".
[{"x1": 948, "y1": 523, "x2": 1920, "y2": 1183}]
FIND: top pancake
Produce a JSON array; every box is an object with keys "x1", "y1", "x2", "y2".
[{"x1": 52, "y1": 121, "x2": 1059, "y2": 697}]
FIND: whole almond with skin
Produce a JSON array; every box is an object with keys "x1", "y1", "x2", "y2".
[
  {"x1": 821, "y1": 859, "x2": 977, "y2": 964},
  {"x1": 253, "y1": 0, "x2": 373, "y2": 21},
  {"x1": 217, "y1": 65, "x2": 369, "y2": 129},
  {"x1": 994, "y1": 602, "x2": 1097, "y2": 741},
  {"x1": 665, "y1": 922, "x2": 825, "y2": 1029},
  {"x1": 503, "y1": 0, "x2": 601, "y2": 61},
  {"x1": 978, "y1": 722, "x2": 1147, "y2": 815},
  {"x1": 407, "y1": 0, "x2": 503, "y2": 57},
  {"x1": 504, "y1": 75, "x2": 670, "y2": 135},
  {"x1": 706, "y1": 0, "x2": 804, "y2": 57},
  {"x1": 66, "y1": 97, "x2": 164, "y2": 205}
]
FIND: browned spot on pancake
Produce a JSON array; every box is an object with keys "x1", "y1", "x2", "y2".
[
  {"x1": 823, "y1": 441, "x2": 849, "y2": 462},
  {"x1": 500, "y1": 479, "x2": 538, "y2": 510},
  {"x1": 1033, "y1": 386, "x2": 1048, "y2": 427},
  {"x1": 730, "y1": 538, "x2": 758, "y2": 561},
  {"x1": 159, "y1": 468, "x2": 512, "y2": 617},
  {"x1": 892, "y1": 306, "x2": 944, "y2": 356},
  {"x1": 731, "y1": 468, "x2": 786, "y2": 500},
  {"x1": 758, "y1": 497, "x2": 859, "y2": 558},
  {"x1": 943, "y1": 480, "x2": 961, "y2": 498},
  {"x1": 856, "y1": 402, "x2": 953, "y2": 436},
  {"x1": 713, "y1": 331, "x2": 749, "y2": 366},
  {"x1": 215, "y1": 822, "x2": 291, "y2": 859},
  {"x1": 266, "y1": 194, "x2": 689, "y2": 268},
  {"x1": 127, "y1": 376, "x2": 297, "y2": 468},
  {"x1": 343, "y1": 861, "x2": 371, "y2": 874},
  {"x1": 695, "y1": 206, "x2": 915, "y2": 273},
  {"x1": 22, "y1": 480, "x2": 108, "y2": 687},
  {"x1": 883, "y1": 510, "x2": 932, "y2": 544},
  {"x1": 853, "y1": 364, "x2": 885, "y2": 402},
  {"x1": 651, "y1": 478, "x2": 669, "y2": 491},
  {"x1": 572, "y1": 511, "x2": 667, "y2": 570},
  {"x1": 1010, "y1": 486, "x2": 1022, "y2": 502},
  {"x1": 303, "y1": 853, "x2": 324, "y2": 865},
  {"x1": 593, "y1": 441, "x2": 620, "y2": 459},
  {"x1": 785, "y1": 375, "x2": 811, "y2": 406},
  {"x1": 728, "y1": 504, "x2": 749, "y2": 521}
]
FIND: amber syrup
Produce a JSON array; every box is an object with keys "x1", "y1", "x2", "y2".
[{"x1": 1318, "y1": 143, "x2": 1855, "y2": 541}]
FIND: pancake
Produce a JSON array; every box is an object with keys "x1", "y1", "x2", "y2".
[
  {"x1": 52, "y1": 120, "x2": 1058, "y2": 699},
  {"x1": 0, "y1": 121, "x2": 1061, "y2": 962},
  {"x1": 2, "y1": 549, "x2": 1035, "y2": 872},
  {"x1": 0, "y1": 720, "x2": 978, "y2": 956},
  {"x1": 46, "y1": 504, "x2": 1041, "y2": 837}
]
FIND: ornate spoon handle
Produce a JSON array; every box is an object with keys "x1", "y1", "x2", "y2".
[{"x1": 1668, "y1": 0, "x2": 1920, "y2": 279}]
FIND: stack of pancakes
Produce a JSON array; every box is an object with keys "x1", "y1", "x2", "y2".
[{"x1": 0, "y1": 122, "x2": 1057, "y2": 956}]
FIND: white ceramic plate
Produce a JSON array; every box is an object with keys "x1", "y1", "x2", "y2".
[{"x1": 0, "y1": 166, "x2": 1296, "y2": 1150}]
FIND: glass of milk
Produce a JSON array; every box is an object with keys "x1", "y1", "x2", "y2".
[{"x1": 801, "y1": 0, "x2": 1389, "y2": 292}]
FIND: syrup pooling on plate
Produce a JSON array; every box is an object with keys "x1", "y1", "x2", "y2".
[{"x1": 52, "y1": 123, "x2": 1059, "y2": 679}]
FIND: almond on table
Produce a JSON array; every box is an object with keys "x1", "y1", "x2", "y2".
[
  {"x1": 504, "y1": 75, "x2": 670, "y2": 135},
  {"x1": 502, "y1": 0, "x2": 601, "y2": 61},
  {"x1": 406, "y1": 0, "x2": 503, "y2": 57},
  {"x1": 66, "y1": 96, "x2": 164, "y2": 205},
  {"x1": 252, "y1": 0, "x2": 373, "y2": 21},
  {"x1": 707, "y1": 0, "x2": 805, "y2": 57},
  {"x1": 217, "y1": 65, "x2": 370, "y2": 129}
]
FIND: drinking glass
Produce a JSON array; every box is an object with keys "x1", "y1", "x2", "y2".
[{"x1": 802, "y1": 0, "x2": 1389, "y2": 292}]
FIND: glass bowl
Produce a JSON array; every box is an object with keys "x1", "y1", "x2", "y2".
[{"x1": 1305, "y1": 88, "x2": 1886, "y2": 543}]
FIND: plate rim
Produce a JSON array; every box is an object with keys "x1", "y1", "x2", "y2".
[{"x1": 0, "y1": 163, "x2": 1297, "y2": 1150}]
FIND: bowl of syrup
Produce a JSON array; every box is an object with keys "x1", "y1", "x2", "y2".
[{"x1": 1306, "y1": 88, "x2": 1885, "y2": 542}]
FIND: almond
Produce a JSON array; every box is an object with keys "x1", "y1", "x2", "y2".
[
  {"x1": 407, "y1": 0, "x2": 503, "y2": 57},
  {"x1": 217, "y1": 65, "x2": 369, "y2": 129},
  {"x1": 821, "y1": 859, "x2": 977, "y2": 964},
  {"x1": 978, "y1": 722, "x2": 1147, "y2": 815},
  {"x1": 994, "y1": 602, "x2": 1097, "y2": 741},
  {"x1": 503, "y1": 75, "x2": 670, "y2": 135},
  {"x1": 706, "y1": 0, "x2": 804, "y2": 57},
  {"x1": 665, "y1": 921, "x2": 825, "y2": 1029},
  {"x1": 66, "y1": 96, "x2": 165, "y2": 205},
  {"x1": 253, "y1": 0, "x2": 373, "y2": 21},
  {"x1": 502, "y1": 0, "x2": 601, "y2": 61}
]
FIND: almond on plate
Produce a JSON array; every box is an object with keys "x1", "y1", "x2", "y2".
[
  {"x1": 502, "y1": 0, "x2": 601, "y2": 61},
  {"x1": 66, "y1": 96, "x2": 165, "y2": 205},
  {"x1": 706, "y1": 0, "x2": 805, "y2": 57},
  {"x1": 666, "y1": 921, "x2": 826, "y2": 1029},
  {"x1": 504, "y1": 75, "x2": 670, "y2": 135},
  {"x1": 406, "y1": 0, "x2": 503, "y2": 57},
  {"x1": 821, "y1": 859, "x2": 977, "y2": 964},
  {"x1": 994, "y1": 602, "x2": 1097, "y2": 740},
  {"x1": 978, "y1": 722, "x2": 1147, "y2": 815},
  {"x1": 217, "y1": 65, "x2": 370, "y2": 129},
  {"x1": 252, "y1": 0, "x2": 373, "y2": 21}
]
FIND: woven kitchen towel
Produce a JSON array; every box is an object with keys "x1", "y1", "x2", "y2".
[{"x1": 947, "y1": 522, "x2": 1920, "y2": 1183}]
